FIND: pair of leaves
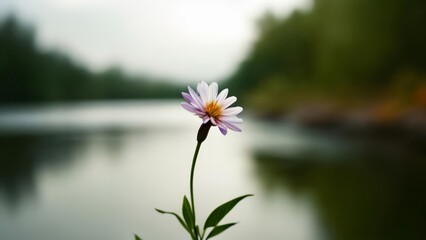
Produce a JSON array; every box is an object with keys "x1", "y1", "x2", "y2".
[
  {"x1": 156, "y1": 194, "x2": 252, "y2": 239},
  {"x1": 156, "y1": 195, "x2": 196, "y2": 239},
  {"x1": 204, "y1": 194, "x2": 253, "y2": 239}
]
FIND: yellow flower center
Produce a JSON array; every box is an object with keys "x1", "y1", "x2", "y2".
[{"x1": 205, "y1": 101, "x2": 222, "y2": 118}]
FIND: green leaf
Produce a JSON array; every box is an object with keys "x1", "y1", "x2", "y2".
[
  {"x1": 134, "y1": 234, "x2": 143, "y2": 240},
  {"x1": 196, "y1": 225, "x2": 200, "y2": 236},
  {"x1": 155, "y1": 208, "x2": 191, "y2": 234},
  {"x1": 204, "y1": 194, "x2": 253, "y2": 229},
  {"x1": 182, "y1": 196, "x2": 194, "y2": 229},
  {"x1": 206, "y1": 223, "x2": 238, "y2": 239}
]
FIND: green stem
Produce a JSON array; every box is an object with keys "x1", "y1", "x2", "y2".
[{"x1": 190, "y1": 141, "x2": 202, "y2": 239}]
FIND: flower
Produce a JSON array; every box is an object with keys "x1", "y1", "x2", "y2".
[{"x1": 181, "y1": 81, "x2": 243, "y2": 135}]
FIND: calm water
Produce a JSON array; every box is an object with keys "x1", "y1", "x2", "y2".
[{"x1": 0, "y1": 101, "x2": 424, "y2": 240}]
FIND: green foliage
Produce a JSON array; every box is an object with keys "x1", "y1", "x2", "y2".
[
  {"x1": 182, "y1": 196, "x2": 194, "y2": 230},
  {"x1": 227, "y1": 0, "x2": 426, "y2": 109},
  {"x1": 228, "y1": 10, "x2": 313, "y2": 97},
  {"x1": 155, "y1": 208, "x2": 192, "y2": 235},
  {"x1": 156, "y1": 194, "x2": 252, "y2": 240},
  {"x1": 204, "y1": 194, "x2": 253, "y2": 229},
  {"x1": 206, "y1": 222, "x2": 237, "y2": 240},
  {"x1": 134, "y1": 234, "x2": 143, "y2": 240}
]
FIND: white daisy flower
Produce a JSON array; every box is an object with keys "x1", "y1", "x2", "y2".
[{"x1": 181, "y1": 81, "x2": 243, "y2": 135}]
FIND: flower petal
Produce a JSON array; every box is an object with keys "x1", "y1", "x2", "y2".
[
  {"x1": 222, "y1": 107, "x2": 243, "y2": 116},
  {"x1": 188, "y1": 86, "x2": 203, "y2": 109},
  {"x1": 182, "y1": 92, "x2": 193, "y2": 103},
  {"x1": 216, "y1": 88, "x2": 228, "y2": 104},
  {"x1": 209, "y1": 82, "x2": 218, "y2": 102},
  {"x1": 202, "y1": 115, "x2": 210, "y2": 123},
  {"x1": 181, "y1": 102, "x2": 199, "y2": 114},
  {"x1": 197, "y1": 81, "x2": 209, "y2": 105},
  {"x1": 219, "y1": 126, "x2": 228, "y2": 135},
  {"x1": 216, "y1": 120, "x2": 228, "y2": 131},
  {"x1": 222, "y1": 120, "x2": 242, "y2": 132},
  {"x1": 221, "y1": 96, "x2": 237, "y2": 109},
  {"x1": 210, "y1": 117, "x2": 217, "y2": 126},
  {"x1": 221, "y1": 116, "x2": 243, "y2": 123}
]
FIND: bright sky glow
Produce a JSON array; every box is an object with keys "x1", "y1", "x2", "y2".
[{"x1": 0, "y1": 0, "x2": 310, "y2": 82}]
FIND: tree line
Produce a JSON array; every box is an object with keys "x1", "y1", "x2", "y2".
[
  {"x1": 0, "y1": 16, "x2": 183, "y2": 103},
  {"x1": 226, "y1": 0, "x2": 426, "y2": 112}
]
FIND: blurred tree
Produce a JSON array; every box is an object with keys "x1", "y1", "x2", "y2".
[
  {"x1": 0, "y1": 16, "x2": 182, "y2": 103},
  {"x1": 228, "y1": 10, "x2": 313, "y2": 96},
  {"x1": 227, "y1": 0, "x2": 426, "y2": 111}
]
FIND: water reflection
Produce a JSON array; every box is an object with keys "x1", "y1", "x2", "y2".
[
  {"x1": 0, "y1": 130, "x2": 131, "y2": 209},
  {"x1": 0, "y1": 134, "x2": 42, "y2": 208},
  {"x1": 0, "y1": 102, "x2": 424, "y2": 240},
  {"x1": 253, "y1": 130, "x2": 426, "y2": 240}
]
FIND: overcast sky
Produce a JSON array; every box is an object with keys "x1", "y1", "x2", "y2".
[{"x1": 0, "y1": 0, "x2": 310, "y2": 83}]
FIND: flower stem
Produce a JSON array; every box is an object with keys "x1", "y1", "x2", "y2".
[{"x1": 190, "y1": 141, "x2": 202, "y2": 239}]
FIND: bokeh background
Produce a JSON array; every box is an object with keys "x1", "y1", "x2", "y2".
[{"x1": 1, "y1": 0, "x2": 426, "y2": 240}]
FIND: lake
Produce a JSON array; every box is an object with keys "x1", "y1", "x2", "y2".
[{"x1": 0, "y1": 101, "x2": 424, "y2": 240}]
